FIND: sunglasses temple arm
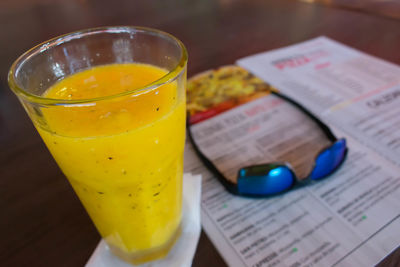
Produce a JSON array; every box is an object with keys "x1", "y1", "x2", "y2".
[
  {"x1": 186, "y1": 116, "x2": 239, "y2": 195},
  {"x1": 272, "y1": 91, "x2": 337, "y2": 142}
]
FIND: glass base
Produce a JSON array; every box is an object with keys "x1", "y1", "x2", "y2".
[{"x1": 108, "y1": 224, "x2": 182, "y2": 265}]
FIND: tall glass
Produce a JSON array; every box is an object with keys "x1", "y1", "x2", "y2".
[{"x1": 8, "y1": 27, "x2": 187, "y2": 264}]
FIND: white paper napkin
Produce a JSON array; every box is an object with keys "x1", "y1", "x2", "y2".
[{"x1": 86, "y1": 173, "x2": 202, "y2": 267}]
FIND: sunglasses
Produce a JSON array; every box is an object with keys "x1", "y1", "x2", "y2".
[{"x1": 188, "y1": 91, "x2": 348, "y2": 197}]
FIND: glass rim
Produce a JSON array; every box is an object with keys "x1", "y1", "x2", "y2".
[{"x1": 8, "y1": 26, "x2": 188, "y2": 106}]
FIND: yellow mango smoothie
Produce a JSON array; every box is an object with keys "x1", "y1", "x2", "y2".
[{"x1": 37, "y1": 63, "x2": 185, "y2": 263}]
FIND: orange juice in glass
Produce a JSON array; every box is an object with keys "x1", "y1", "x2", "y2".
[{"x1": 8, "y1": 27, "x2": 187, "y2": 264}]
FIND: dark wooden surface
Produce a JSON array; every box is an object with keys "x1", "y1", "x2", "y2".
[{"x1": 1, "y1": 0, "x2": 400, "y2": 266}]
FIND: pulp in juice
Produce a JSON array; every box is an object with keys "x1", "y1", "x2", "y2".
[{"x1": 36, "y1": 63, "x2": 185, "y2": 263}]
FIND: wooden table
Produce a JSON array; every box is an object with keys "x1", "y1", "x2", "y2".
[{"x1": 1, "y1": 0, "x2": 400, "y2": 266}]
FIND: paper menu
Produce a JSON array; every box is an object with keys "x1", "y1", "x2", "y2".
[
  {"x1": 238, "y1": 36, "x2": 400, "y2": 166},
  {"x1": 184, "y1": 37, "x2": 400, "y2": 267}
]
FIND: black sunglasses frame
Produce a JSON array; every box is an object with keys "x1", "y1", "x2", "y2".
[{"x1": 187, "y1": 90, "x2": 348, "y2": 197}]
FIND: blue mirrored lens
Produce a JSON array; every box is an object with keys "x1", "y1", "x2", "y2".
[
  {"x1": 310, "y1": 139, "x2": 347, "y2": 180},
  {"x1": 238, "y1": 166, "x2": 295, "y2": 195}
]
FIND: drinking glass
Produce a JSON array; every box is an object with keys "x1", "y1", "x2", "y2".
[{"x1": 8, "y1": 26, "x2": 187, "y2": 264}]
